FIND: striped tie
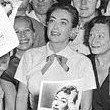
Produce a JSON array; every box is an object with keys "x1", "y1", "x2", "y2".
[{"x1": 41, "y1": 54, "x2": 69, "y2": 75}]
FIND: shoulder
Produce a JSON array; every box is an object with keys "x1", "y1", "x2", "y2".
[
  {"x1": 23, "y1": 46, "x2": 47, "y2": 62},
  {"x1": 69, "y1": 48, "x2": 92, "y2": 64}
]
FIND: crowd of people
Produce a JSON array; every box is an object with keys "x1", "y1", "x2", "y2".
[{"x1": 0, "y1": 0, "x2": 110, "y2": 110}]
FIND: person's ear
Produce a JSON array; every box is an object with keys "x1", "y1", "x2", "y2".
[
  {"x1": 96, "y1": 0, "x2": 101, "y2": 9},
  {"x1": 69, "y1": 28, "x2": 78, "y2": 40}
]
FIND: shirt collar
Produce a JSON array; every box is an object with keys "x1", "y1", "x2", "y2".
[
  {"x1": 46, "y1": 42, "x2": 54, "y2": 57},
  {"x1": 26, "y1": 11, "x2": 46, "y2": 26},
  {"x1": 46, "y1": 42, "x2": 73, "y2": 58},
  {"x1": 26, "y1": 10, "x2": 40, "y2": 22}
]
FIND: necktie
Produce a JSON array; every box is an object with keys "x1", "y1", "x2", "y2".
[{"x1": 41, "y1": 54, "x2": 69, "y2": 75}]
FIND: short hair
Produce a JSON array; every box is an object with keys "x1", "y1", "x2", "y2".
[
  {"x1": 14, "y1": 16, "x2": 35, "y2": 32},
  {"x1": 56, "y1": 86, "x2": 79, "y2": 104},
  {"x1": 58, "y1": 0, "x2": 71, "y2": 4},
  {"x1": 99, "y1": 0, "x2": 109, "y2": 13},
  {"x1": 46, "y1": 3, "x2": 79, "y2": 28},
  {"x1": 84, "y1": 16, "x2": 110, "y2": 46}
]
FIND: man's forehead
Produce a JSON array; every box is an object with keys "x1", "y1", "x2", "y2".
[{"x1": 15, "y1": 18, "x2": 31, "y2": 28}]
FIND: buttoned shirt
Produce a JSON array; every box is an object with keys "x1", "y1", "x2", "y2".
[{"x1": 15, "y1": 42, "x2": 96, "y2": 108}]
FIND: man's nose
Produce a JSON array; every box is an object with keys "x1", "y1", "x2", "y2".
[{"x1": 19, "y1": 31, "x2": 26, "y2": 38}]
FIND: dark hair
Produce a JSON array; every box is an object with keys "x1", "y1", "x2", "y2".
[
  {"x1": 56, "y1": 86, "x2": 79, "y2": 104},
  {"x1": 15, "y1": 16, "x2": 35, "y2": 32},
  {"x1": 58, "y1": 0, "x2": 71, "y2": 4},
  {"x1": 46, "y1": 3, "x2": 79, "y2": 28},
  {"x1": 99, "y1": 0, "x2": 109, "y2": 13},
  {"x1": 84, "y1": 16, "x2": 110, "y2": 46}
]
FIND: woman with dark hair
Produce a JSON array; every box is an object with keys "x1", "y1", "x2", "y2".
[
  {"x1": 15, "y1": 3, "x2": 96, "y2": 110},
  {"x1": 99, "y1": 0, "x2": 109, "y2": 14},
  {"x1": 84, "y1": 15, "x2": 110, "y2": 110}
]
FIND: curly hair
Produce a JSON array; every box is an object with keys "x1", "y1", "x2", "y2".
[{"x1": 56, "y1": 86, "x2": 79, "y2": 104}]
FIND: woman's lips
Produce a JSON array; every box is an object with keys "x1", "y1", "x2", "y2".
[
  {"x1": 53, "y1": 107, "x2": 59, "y2": 110},
  {"x1": 91, "y1": 45, "x2": 100, "y2": 48},
  {"x1": 80, "y1": 7, "x2": 88, "y2": 10},
  {"x1": 19, "y1": 39, "x2": 29, "y2": 44}
]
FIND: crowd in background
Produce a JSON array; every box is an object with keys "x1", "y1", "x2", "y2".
[{"x1": 0, "y1": 0, "x2": 110, "y2": 110}]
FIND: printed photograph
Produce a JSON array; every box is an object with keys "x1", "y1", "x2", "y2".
[{"x1": 38, "y1": 79, "x2": 83, "y2": 110}]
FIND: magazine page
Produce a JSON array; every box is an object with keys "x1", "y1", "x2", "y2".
[
  {"x1": 0, "y1": 5, "x2": 19, "y2": 57},
  {"x1": 0, "y1": 0, "x2": 22, "y2": 25},
  {"x1": 38, "y1": 79, "x2": 83, "y2": 110}
]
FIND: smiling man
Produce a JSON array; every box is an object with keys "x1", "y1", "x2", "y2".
[
  {"x1": 69, "y1": 0, "x2": 102, "y2": 55},
  {"x1": 0, "y1": 16, "x2": 35, "y2": 110}
]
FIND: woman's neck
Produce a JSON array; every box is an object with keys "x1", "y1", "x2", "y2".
[
  {"x1": 96, "y1": 50, "x2": 110, "y2": 67},
  {"x1": 49, "y1": 41, "x2": 69, "y2": 53}
]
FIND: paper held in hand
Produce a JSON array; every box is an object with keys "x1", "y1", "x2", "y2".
[{"x1": 0, "y1": 5, "x2": 19, "y2": 57}]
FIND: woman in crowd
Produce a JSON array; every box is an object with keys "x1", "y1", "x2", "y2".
[
  {"x1": 15, "y1": 3, "x2": 96, "y2": 110},
  {"x1": 52, "y1": 86, "x2": 79, "y2": 110},
  {"x1": 0, "y1": 16, "x2": 35, "y2": 110},
  {"x1": 84, "y1": 15, "x2": 110, "y2": 110}
]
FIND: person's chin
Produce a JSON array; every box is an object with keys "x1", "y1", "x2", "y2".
[
  {"x1": 79, "y1": 12, "x2": 92, "y2": 18},
  {"x1": 17, "y1": 45, "x2": 31, "y2": 51}
]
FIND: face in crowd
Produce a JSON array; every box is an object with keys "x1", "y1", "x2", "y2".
[
  {"x1": 47, "y1": 9, "x2": 73, "y2": 43},
  {"x1": 52, "y1": 86, "x2": 78, "y2": 110},
  {"x1": 47, "y1": 3, "x2": 79, "y2": 44},
  {"x1": 72, "y1": 0, "x2": 100, "y2": 18},
  {"x1": 32, "y1": 0, "x2": 56, "y2": 15},
  {"x1": 14, "y1": 16, "x2": 35, "y2": 51},
  {"x1": 89, "y1": 23, "x2": 110, "y2": 55}
]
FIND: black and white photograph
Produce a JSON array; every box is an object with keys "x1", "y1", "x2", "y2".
[
  {"x1": 38, "y1": 80, "x2": 83, "y2": 110},
  {"x1": 0, "y1": 0, "x2": 110, "y2": 110}
]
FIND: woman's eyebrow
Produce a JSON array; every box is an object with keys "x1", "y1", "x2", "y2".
[
  {"x1": 50, "y1": 16, "x2": 69, "y2": 23},
  {"x1": 50, "y1": 16, "x2": 56, "y2": 19},
  {"x1": 61, "y1": 18, "x2": 69, "y2": 23}
]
